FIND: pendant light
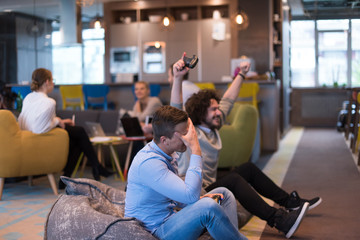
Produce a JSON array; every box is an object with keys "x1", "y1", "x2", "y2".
[
  {"x1": 90, "y1": 0, "x2": 103, "y2": 29},
  {"x1": 232, "y1": 9, "x2": 249, "y2": 31}
]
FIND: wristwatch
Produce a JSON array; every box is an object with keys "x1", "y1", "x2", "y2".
[{"x1": 238, "y1": 72, "x2": 246, "y2": 79}]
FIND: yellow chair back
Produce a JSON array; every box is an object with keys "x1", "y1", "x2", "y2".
[
  {"x1": 195, "y1": 83, "x2": 216, "y2": 90},
  {"x1": 59, "y1": 85, "x2": 85, "y2": 110},
  {"x1": 230, "y1": 82, "x2": 259, "y2": 110}
]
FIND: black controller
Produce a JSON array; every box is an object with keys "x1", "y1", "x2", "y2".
[{"x1": 183, "y1": 55, "x2": 199, "y2": 69}]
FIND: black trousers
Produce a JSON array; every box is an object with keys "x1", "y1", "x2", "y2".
[
  {"x1": 62, "y1": 125, "x2": 100, "y2": 177},
  {"x1": 205, "y1": 162, "x2": 289, "y2": 222}
]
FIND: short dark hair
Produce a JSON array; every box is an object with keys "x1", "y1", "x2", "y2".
[
  {"x1": 31, "y1": 68, "x2": 52, "y2": 91},
  {"x1": 152, "y1": 105, "x2": 188, "y2": 143},
  {"x1": 185, "y1": 89, "x2": 220, "y2": 125}
]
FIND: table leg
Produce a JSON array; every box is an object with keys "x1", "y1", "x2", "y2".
[
  {"x1": 109, "y1": 144, "x2": 125, "y2": 181},
  {"x1": 124, "y1": 141, "x2": 134, "y2": 179}
]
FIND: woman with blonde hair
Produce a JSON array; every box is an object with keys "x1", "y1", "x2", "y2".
[{"x1": 131, "y1": 81, "x2": 162, "y2": 133}]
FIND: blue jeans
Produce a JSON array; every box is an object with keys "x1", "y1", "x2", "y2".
[{"x1": 153, "y1": 187, "x2": 248, "y2": 240}]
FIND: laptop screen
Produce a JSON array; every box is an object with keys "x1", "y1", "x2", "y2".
[
  {"x1": 85, "y1": 122, "x2": 106, "y2": 137},
  {"x1": 120, "y1": 117, "x2": 144, "y2": 138}
]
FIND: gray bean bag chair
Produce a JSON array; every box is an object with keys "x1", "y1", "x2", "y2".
[{"x1": 45, "y1": 177, "x2": 213, "y2": 240}]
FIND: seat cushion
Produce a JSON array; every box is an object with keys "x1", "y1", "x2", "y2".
[{"x1": 45, "y1": 177, "x2": 157, "y2": 240}]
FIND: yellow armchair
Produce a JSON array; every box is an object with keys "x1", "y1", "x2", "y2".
[
  {"x1": 218, "y1": 103, "x2": 258, "y2": 168},
  {"x1": 0, "y1": 110, "x2": 69, "y2": 200}
]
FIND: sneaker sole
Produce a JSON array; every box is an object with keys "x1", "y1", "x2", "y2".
[
  {"x1": 285, "y1": 202, "x2": 309, "y2": 239},
  {"x1": 288, "y1": 198, "x2": 322, "y2": 211},
  {"x1": 309, "y1": 197, "x2": 322, "y2": 210}
]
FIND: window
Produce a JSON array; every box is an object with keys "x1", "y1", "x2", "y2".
[
  {"x1": 290, "y1": 19, "x2": 357, "y2": 88},
  {"x1": 290, "y1": 21, "x2": 315, "y2": 87},
  {"x1": 51, "y1": 28, "x2": 104, "y2": 85},
  {"x1": 83, "y1": 28, "x2": 105, "y2": 84},
  {"x1": 352, "y1": 19, "x2": 360, "y2": 86}
]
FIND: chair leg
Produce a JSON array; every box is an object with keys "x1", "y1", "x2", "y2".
[
  {"x1": 0, "y1": 177, "x2": 4, "y2": 200},
  {"x1": 71, "y1": 152, "x2": 84, "y2": 178},
  {"x1": 47, "y1": 174, "x2": 58, "y2": 196}
]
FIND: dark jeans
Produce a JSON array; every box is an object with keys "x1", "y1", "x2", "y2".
[
  {"x1": 205, "y1": 162, "x2": 289, "y2": 222},
  {"x1": 62, "y1": 125, "x2": 100, "y2": 177}
]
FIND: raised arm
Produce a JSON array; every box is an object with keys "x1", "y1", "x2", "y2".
[
  {"x1": 222, "y1": 61, "x2": 251, "y2": 101},
  {"x1": 170, "y1": 52, "x2": 189, "y2": 106}
]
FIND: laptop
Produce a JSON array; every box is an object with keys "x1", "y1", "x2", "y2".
[
  {"x1": 120, "y1": 117, "x2": 146, "y2": 139},
  {"x1": 85, "y1": 122, "x2": 119, "y2": 142}
]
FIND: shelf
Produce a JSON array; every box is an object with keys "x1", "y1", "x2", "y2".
[
  {"x1": 170, "y1": 6, "x2": 198, "y2": 21},
  {"x1": 201, "y1": 5, "x2": 229, "y2": 19},
  {"x1": 113, "y1": 10, "x2": 137, "y2": 24},
  {"x1": 140, "y1": 8, "x2": 166, "y2": 22},
  {"x1": 274, "y1": 61, "x2": 282, "y2": 67}
]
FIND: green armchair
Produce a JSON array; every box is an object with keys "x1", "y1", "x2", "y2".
[
  {"x1": 218, "y1": 103, "x2": 258, "y2": 168},
  {"x1": 0, "y1": 110, "x2": 69, "y2": 200}
]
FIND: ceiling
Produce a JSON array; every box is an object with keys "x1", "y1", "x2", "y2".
[
  {"x1": 0, "y1": 0, "x2": 359, "y2": 22},
  {"x1": 289, "y1": 0, "x2": 360, "y2": 19},
  {"x1": 0, "y1": 0, "x2": 118, "y2": 22}
]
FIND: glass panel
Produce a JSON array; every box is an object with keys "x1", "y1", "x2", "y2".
[
  {"x1": 52, "y1": 31, "x2": 82, "y2": 84},
  {"x1": 352, "y1": 19, "x2": 360, "y2": 87},
  {"x1": 318, "y1": 31, "x2": 348, "y2": 87},
  {"x1": 83, "y1": 28, "x2": 105, "y2": 84},
  {"x1": 290, "y1": 21, "x2": 316, "y2": 87},
  {"x1": 317, "y1": 19, "x2": 349, "y2": 31}
]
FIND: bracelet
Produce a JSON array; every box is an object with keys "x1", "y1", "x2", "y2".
[{"x1": 238, "y1": 72, "x2": 246, "y2": 79}]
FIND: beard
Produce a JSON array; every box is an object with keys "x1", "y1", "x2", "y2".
[{"x1": 203, "y1": 116, "x2": 221, "y2": 130}]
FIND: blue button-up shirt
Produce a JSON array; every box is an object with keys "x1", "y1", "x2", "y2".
[{"x1": 125, "y1": 140, "x2": 202, "y2": 233}]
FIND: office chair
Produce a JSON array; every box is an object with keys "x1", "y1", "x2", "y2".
[
  {"x1": 59, "y1": 85, "x2": 85, "y2": 110},
  {"x1": 82, "y1": 85, "x2": 110, "y2": 111}
]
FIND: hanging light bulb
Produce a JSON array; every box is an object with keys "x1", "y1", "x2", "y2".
[
  {"x1": 232, "y1": 10, "x2": 249, "y2": 31},
  {"x1": 236, "y1": 14, "x2": 244, "y2": 25},
  {"x1": 154, "y1": 41, "x2": 161, "y2": 48},
  {"x1": 163, "y1": 16, "x2": 170, "y2": 27},
  {"x1": 94, "y1": 18, "x2": 101, "y2": 29}
]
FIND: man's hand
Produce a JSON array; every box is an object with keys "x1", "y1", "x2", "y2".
[
  {"x1": 173, "y1": 52, "x2": 189, "y2": 80},
  {"x1": 200, "y1": 193, "x2": 224, "y2": 204},
  {"x1": 174, "y1": 118, "x2": 201, "y2": 156},
  {"x1": 239, "y1": 61, "x2": 251, "y2": 76}
]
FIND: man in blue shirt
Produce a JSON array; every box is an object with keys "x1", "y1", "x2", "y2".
[{"x1": 125, "y1": 105, "x2": 247, "y2": 240}]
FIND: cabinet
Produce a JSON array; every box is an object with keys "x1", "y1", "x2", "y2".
[{"x1": 104, "y1": 0, "x2": 238, "y2": 84}]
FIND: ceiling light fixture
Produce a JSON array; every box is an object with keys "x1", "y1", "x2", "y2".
[
  {"x1": 160, "y1": 10, "x2": 175, "y2": 31},
  {"x1": 90, "y1": 0, "x2": 103, "y2": 29},
  {"x1": 233, "y1": 10, "x2": 249, "y2": 30}
]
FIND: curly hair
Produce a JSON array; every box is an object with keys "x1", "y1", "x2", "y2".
[{"x1": 185, "y1": 89, "x2": 220, "y2": 125}]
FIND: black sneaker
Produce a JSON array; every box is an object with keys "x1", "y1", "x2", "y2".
[
  {"x1": 285, "y1": 191, "x2": 322, "y2": 211},
  {"x1": 270, "y1": 202, "x2": 309, "y2": 238}
]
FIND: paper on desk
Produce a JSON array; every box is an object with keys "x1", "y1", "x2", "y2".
[{"x1": 91, "y1": 136, "x2": 112, "y2": 142}]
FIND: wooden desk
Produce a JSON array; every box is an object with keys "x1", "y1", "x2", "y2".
[{"x1": 91, "y1": 136, "x2": 127, "y2": 181}]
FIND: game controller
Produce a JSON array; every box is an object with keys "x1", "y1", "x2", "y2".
[
  {"x1": 183, "y1": 55, "x2": 199, "y2": 69},
  {"x1": 211, "y1": 194, "x2": 223, "y2": 204}
]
